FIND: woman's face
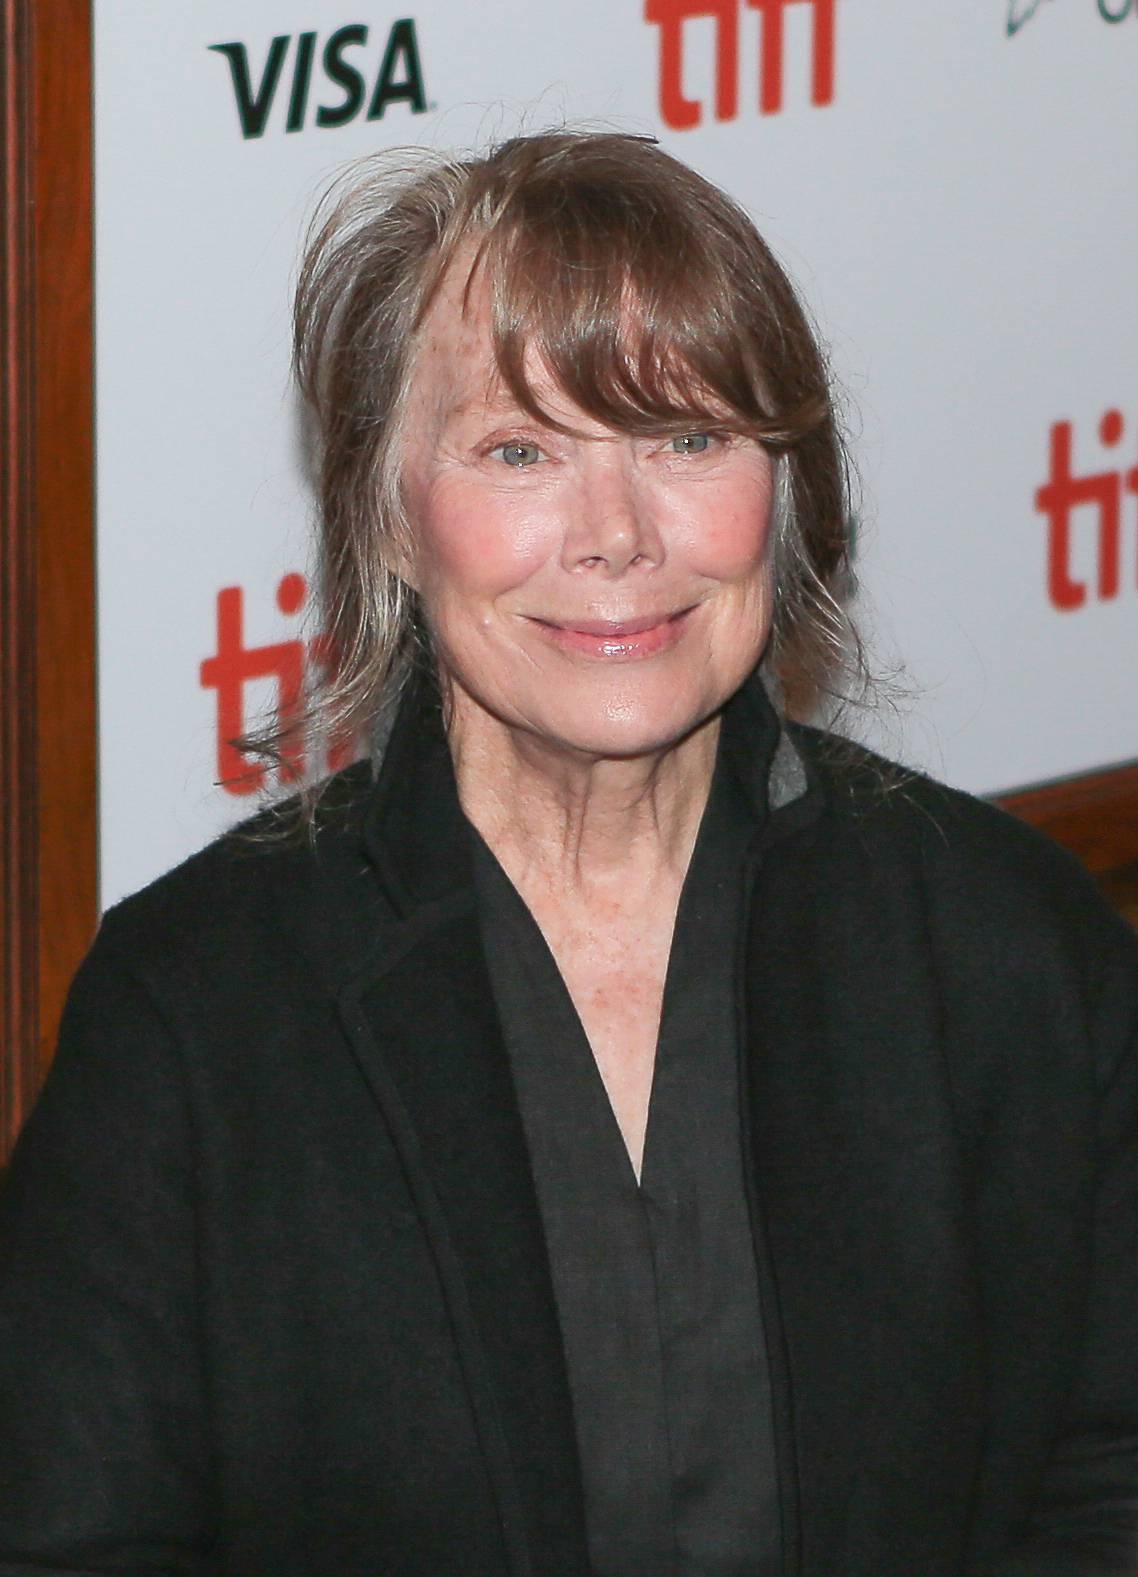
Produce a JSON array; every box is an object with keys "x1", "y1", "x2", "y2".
[{"x1": 399, "y1": 268, "x2": 777, "y2": 763}]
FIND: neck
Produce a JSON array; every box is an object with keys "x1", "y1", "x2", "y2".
[{"x1": 446, "y1": 694, "x2": 720, "y2": 902}]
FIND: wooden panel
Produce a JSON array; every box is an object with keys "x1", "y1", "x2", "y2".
[
  {"x1": 0, "y1": 0, "x2": 37, "y2": 1161},
  {"x1": 1, "y1": 0, "x2": 96, "y2": 1161}
]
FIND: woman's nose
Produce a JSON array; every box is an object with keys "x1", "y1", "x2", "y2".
[{"x1": 561, "y1": 446, "x2": 663, "y2": 576}]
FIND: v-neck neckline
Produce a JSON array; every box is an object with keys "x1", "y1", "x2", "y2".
[{"x1": 466, "y1": 753, "x2": 758, "y2": 1194}]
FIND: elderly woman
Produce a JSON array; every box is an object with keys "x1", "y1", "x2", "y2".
[{"x1": 1, "y1": 132, "x2": 1136, "y2": 1577}]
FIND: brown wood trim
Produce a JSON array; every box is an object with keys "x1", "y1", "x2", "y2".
[
  {"x1": 1, "y1": 0, "x2": 38, "y2": 1161},
  {"x1": 1, "y1": 0, "x2": 96, "y2": 1162},
  {"x1": 996, "y1": 761, "x2": 1138, "y2": 876}
]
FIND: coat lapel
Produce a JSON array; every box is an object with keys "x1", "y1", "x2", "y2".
[
  {"x1": 333, "y1": 676, "x2": 589, "y2": 1577},
  {"x1": 742, "y1": 809, "x2": 986, "y2": 1577}
]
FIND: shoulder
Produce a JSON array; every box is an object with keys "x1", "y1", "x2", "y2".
[
  {"x1": 790, "y1": 721, "x2": 1092, "y2": 888},
  {"x1": 783, "y1": 728, "x2": 1138, "y2": 1111},
  {"x1": 22, "y1": 766, "x2": 388, "y2": 1167},
  {"x1": 788, "y1": 723, "x2": 1138, "y2": 986},
  {"x1": 92, "y1": 762, "x2": 381, "y2": 995}
]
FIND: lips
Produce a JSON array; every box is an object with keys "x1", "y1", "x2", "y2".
[
  {"x1": 535, "y1": 609, "x2": 691, "y2": 637},
  {"x1": 527, "y1": 606, "x2": 695, "y2": 659}
]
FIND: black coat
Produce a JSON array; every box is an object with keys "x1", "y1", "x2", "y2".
[{"x1": 2, "y1": 677, "x2": 1137, "y2": 1577}]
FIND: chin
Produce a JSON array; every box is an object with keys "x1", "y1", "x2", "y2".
[{"x1": 525, "y1": 692, "x2": 719, "y2": 762}]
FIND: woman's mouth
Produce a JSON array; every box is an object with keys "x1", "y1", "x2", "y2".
[{"x1": 528, "y1": 607, "x2": 695, "y2": 660}]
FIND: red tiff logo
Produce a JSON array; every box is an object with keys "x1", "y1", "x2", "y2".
[
  {"x1": 1035, "y1": 409, "x2": 1138, "y2": 611},
  {"x1": 199, "y1": 573, "x2": 355, "y2": 795},
  {"x1": 645, "y1": 0, "x2": 836, "y2": 130}
]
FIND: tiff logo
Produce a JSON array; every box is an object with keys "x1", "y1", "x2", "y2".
[
  {"x1": 199, "y1": 573, "x2": 355, "y2": 795},
  {"x1": 645, "y1": 0, "x2": 836, "y2": 130},
  {"x1": 1035, "y1": 409, "x2": 1138, "y2": 611}
]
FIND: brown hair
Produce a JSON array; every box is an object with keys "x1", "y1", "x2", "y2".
[{"x1": 290, "y1": 129, "x2": 858, "y2": 768}]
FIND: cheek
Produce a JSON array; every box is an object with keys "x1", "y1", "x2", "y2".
[
  {"x1": 663, "y1": 454, "x2": 776, "y2": 582},
  {"x1": 683, "y1": 496, "x2": 775, "y2": 583},
  {"x1": 413, "y1": 483, "x2": 552, "y2": 607}
]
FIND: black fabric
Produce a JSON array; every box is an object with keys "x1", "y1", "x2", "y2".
[
  {"x1": 471, "y1": 743, "x2": 779, "y2": 1577},
  {"x1": 1, "y1": 672, "x2": 1137, "y2": 1577}
]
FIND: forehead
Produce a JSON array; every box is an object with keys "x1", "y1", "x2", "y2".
[{"x1": 410, "y1": 259, "x2": 511, "y2": 421}]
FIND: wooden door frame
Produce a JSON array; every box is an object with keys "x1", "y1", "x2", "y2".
[
  {"x1": 0, "y1": 2, "x2": 1135, "y2": 1160},
  {"x1": 2, "y1": 0, "x2": 96, "y2": 1159}
]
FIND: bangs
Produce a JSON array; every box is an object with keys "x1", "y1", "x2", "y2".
[{"x1": 454, "y1": 165, "x2": 826, "y2": 447}]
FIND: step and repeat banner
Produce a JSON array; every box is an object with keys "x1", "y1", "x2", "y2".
[{"x1": 95, "y1": 1, "x2": 1138, "y2": 908}]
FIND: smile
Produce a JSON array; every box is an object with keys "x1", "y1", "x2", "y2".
[{"x1": 527, "y1": 607, "x2": 695, "y2": 660}]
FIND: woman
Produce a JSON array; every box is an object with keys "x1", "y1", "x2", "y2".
[{"x1": 1, "y1": 131, "x2": 1136, "y2": 1577}]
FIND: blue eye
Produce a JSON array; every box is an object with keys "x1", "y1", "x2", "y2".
[
  {"x1": 671, "y1": 433, "x2": 711, "y2": 454},
  {"x1": 494, "y1": 442, "x2": 542, "y2": 467}
]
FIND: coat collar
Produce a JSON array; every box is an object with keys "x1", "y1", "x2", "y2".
[{"x1": 359, "y1": 670, "x2": 472, "y2": 918}]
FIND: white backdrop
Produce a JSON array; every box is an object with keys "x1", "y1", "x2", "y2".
[{"x1": 95, "y1": 0, "x2": 1138, "y2": 908}]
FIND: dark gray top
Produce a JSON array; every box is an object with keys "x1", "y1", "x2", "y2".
[{"x1": 469, "y1": 751, "x2": 781, "y2": 1577}]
